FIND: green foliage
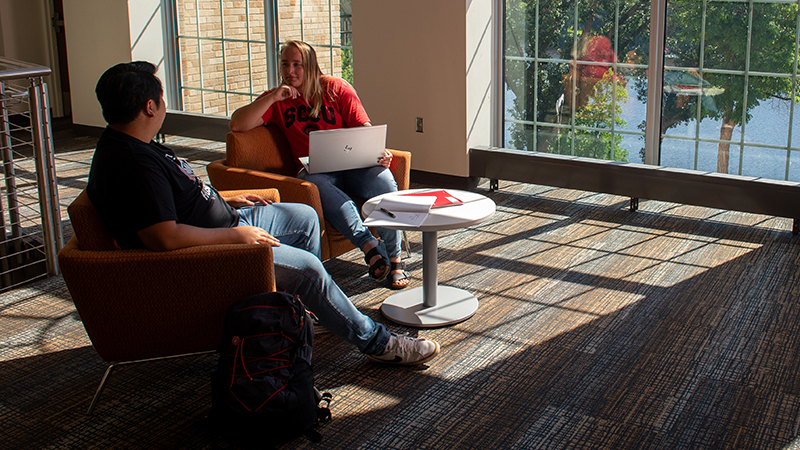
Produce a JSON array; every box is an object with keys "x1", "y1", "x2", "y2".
[
  {"x1": 656, "y1": 1, "x2": 798, "y2": 133},
  {"x1": 505, "y1": 0, "x2": 800, "y2": 168},
  {"x1": 549, "y1": 70, "x2": 630, "y2": 161},
  {"x1": 505, "y1": 0, "x2": 650, "y2": 158},
  {"x1": 341, "y1": 48, "x2": 354, "y2": 85}
]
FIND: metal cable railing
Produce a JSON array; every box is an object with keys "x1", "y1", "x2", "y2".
[{"x1": 0, "y1": 57, "x2": 62, "y2": 292}]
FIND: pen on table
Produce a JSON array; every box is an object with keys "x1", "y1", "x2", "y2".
[{"x1": 380, "y1": 207, "x2": 396, "y2": 218}]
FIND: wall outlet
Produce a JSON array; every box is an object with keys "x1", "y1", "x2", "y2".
[{"x1": 416, "y1": 117, "x2": 423, "y2": 133}]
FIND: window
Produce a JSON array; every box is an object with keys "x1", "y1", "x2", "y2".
[
  {"x1": 504, "y1": 0, "x2": 800, "y2": 181},
  {"x1": 661, "y1": 0, "x2": 799, "y2": 179},
  {"x1": 169, "y1": 0, "x2": 353, "y2": 117}
]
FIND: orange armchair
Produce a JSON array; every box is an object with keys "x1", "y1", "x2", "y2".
[
  {"x1": 57, "y1": 188, "x2": 279, "y2": 414},
  {"x1": 207, "y1": 124, "x2": 411, "y2": 261}
]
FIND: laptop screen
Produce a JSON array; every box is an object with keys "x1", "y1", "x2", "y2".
[{"x1": 307, "y1": 124, "x2": 387, "y2": 174}]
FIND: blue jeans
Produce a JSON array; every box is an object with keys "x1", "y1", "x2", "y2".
[
  {"x1": 237, "y1": 203, "x2": 390, "y2": 355},
  {"x1": 299, "y1": 166, "x2": 401, "y2": 259}
]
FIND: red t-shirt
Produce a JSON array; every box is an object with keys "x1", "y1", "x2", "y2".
[{"x1": 259, "y1": 76, "x2": 371, "y2": 167}]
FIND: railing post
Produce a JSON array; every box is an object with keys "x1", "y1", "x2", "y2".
[
  {"x1": 0, "y1": 81, "x2": 15, "y2": 287},
  {"x1": 28, "y1": 76, "x2": 62, "y2": 276}
]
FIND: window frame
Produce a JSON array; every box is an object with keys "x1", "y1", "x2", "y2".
[
  {"x1": 501, "y1": 0, "x2": 800, "y2": 181},
  {"x1": 162, "y1": 0, "x2": 350, "y2": 120}
]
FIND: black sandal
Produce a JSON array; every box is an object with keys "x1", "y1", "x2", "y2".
[
  {"x1": 364, "y1": 245, "x2": 389, "y2": 280},
  {"x1": 388, "y1": 261, "x2": 410, "y2": 290}
]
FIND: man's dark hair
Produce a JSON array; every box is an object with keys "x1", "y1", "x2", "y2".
[{"x1": 95, "y1": 61, "x2": 163, "y2": 125}]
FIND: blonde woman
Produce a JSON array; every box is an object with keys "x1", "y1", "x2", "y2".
[{"x1": 230, "y1": 40, "x2": 408, "y2": 289}]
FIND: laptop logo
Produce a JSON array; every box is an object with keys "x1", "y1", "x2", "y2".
[{"x1": 344, "y1": 145, "x2": 353, "y2": 153}]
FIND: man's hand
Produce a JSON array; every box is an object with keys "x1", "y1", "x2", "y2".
[
  {"x1": 225, "y1": 194, "x2": 273, "y2": 209},
  {"x1": 233, "y1": 226, "x2": 280, "y2": 246},
  {"x1": 138, "y1": 221, "x2": 280, "y2": 251}
]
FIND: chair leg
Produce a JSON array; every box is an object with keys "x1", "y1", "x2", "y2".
[
  {"x1": 86, "y1": 350, "x2": 215, "y2": 416},
  {"x1": 402, "y1": 230, "x2": 412, "y2": 259},
  {"x1": 87, "y1": 363, "x2": 118, "y2": 416}
]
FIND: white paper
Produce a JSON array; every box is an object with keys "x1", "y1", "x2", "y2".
[
  {"x1": 363, "y1": 210, "x2": 427, "y2": 227},
  {"x1": 363, "y1": 196, "x2": 435, "y2": 227},
  {"x1": 376, "y1": 196, "x2": 436, "y2": 213}
]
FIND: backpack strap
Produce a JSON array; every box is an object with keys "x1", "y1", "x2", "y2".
[
  {"x1": 299, "y1": 387, "x2": 332, "y2": 443},
  {"x1": 314, "y1": 386, "x2": 333, "y2": 423}
]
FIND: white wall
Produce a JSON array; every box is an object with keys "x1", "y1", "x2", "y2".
[
  {"x1": 62, "y1": 0, "x2": 167, "y2": 128},
  {"x1": 0, "y1": 0, "x2": 62, "y2": 115},
  {"x1": 466, "y1": 0, "x2": 495, "y2": 155},
  {"x1": 353, "y1": 0, "x2": 495, "y2": 178},
  {"x1": 128, "y1": 0, "x2": 169, "y2": 107},
  {"x1": 62, "y1": 0, "x2": 131, "y2": 128}
]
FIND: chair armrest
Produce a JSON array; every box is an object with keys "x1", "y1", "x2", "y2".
[
  {"x1": 208, "y1": 160, "x2": 325, "y2": 222},
  {"x1": 388, "y1": 149, "x2": 411, "y2": 191},
  {"x1": 57, "y1": 237, "x2": 275, "y2": 361},
  {"x1": 219, "y1": 188, "x2": 280, "y2": 203}
]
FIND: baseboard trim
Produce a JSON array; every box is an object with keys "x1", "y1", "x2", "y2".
[
  {"x1": 470, "y1": 146, "x2": 800, "y2": 232},
  {"x1": 410, "y1": 170, "x2": 479, "y2": 191}
]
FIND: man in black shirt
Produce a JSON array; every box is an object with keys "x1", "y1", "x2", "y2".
[{"x1": 87, "y1": 61, "x2": 439, "y2": 365}]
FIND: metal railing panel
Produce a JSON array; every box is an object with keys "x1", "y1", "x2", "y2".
[{"x1": 0, "y1": 58, "x2": 61, "y2": 292}]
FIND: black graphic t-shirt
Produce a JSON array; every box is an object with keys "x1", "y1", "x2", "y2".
[{"x1": 87, "y1": 127, "x2": 238, "y2": 249}]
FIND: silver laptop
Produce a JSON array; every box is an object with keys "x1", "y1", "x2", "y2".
[{"x1": 306, "y1": 124, "x2": 387, "y2": 174}]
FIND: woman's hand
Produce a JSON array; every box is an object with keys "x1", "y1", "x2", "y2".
[
  {"x1": 378, "y1": 149, "x2": 393, "y2": 168},
  {"x1": 230, "y1": 85, "x2": 300, "y2": 132},
  {"x1": 225, "y1": 194, "x2": 273, "y2": 209},
  {"x1": 273, "y1": 85, "x2": 300, "y2": 101},
  {"x1": 272, "y1": 85, "x2": 300, "y2": 102}
]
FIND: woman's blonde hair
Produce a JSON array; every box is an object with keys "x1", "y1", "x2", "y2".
[{"x1": 280, "y1": 40, "x2": 325, "y2": 118}]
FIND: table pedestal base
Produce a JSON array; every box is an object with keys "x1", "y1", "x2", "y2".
[{"x1": 380, "y1": 286, "x2": 479, "y2": 327}]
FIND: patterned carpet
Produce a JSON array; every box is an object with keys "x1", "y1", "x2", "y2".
[{"x1": 2, "y1": 126, "x2": 800, "y2": 449}]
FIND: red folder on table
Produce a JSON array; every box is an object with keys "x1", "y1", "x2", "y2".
[{"x1": 400, "y1": 190, "x2": 462, "y2": 208}]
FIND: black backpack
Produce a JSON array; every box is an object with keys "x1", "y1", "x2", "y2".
[{"x1": 210, "y1": 292, "x2": 332, "y2": 448}]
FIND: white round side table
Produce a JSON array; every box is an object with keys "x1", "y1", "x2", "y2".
[{"x1": 362, "y1": 189, "x2": 496, "y2": 327}]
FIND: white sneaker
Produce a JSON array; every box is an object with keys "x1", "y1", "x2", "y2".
[{"x1": 367, "y1": 333, "x2": 440, "y2": 365}]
